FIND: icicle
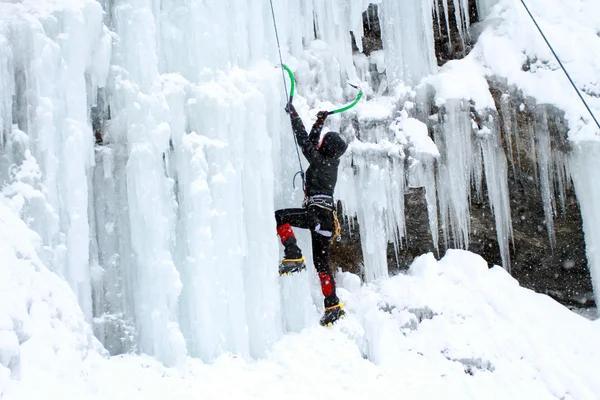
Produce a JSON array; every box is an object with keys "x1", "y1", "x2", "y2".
[
  {"x1": 477, "y1": 113, "x2": 513, "y2": 272},
  {"x1": 570, "y1": 141, "x2": 600, "y2": 316},
  {"x1": 337, "y1": 140, "x2": 405, "y2": 282},
  {"x1": 0, "y1": 35, "x2": 13, "y2": 152},
  {"x1": 434, "y1": 0, "x2": 443, "y2": 37},
  {"x1": 534, "y1": 105, "x2": 557, "y2": 248},
  {"x1": 499, "y1": 94, "x2": 519, "y2": 173},
  {"x1": 452, "y1": 0, "x2": 465, "y2": 45},
  {"x1": 442, "y1": 0, "x2": 452, "y2": 49},
  {"x1": 461, "y1": 0, "x2": 470, "y2": 28},
  {"x1": 378, "y1": 0, "x2": 436, "y2": 88},
  {"x1": 434, "y1": 99, "x2": 476, "y2": 250}
]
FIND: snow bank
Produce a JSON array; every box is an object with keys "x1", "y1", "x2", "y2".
[
  {"x1": 6, "y1": 250, "x2": 599, "y2": 400},
  {"x1": 343, "y1": 250, "x2": 600, "y2": 399},
  {"x1": 0, "y1": 160, "x2": 101, "y2": 398}
]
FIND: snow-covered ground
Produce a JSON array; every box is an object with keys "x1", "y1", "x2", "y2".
[{"x1": 3, "y1": 242, "x2": 599, "y2": 400}]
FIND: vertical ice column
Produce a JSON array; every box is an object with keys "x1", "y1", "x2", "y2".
[
  {"x1": 125, "y1": 121, "x2": 185, "y2": 366},
  {"x1": 477, "y1": 116, "x2": 513, "y2": 271},
  {"x1": 107, "y1": 1, "x2": 186, "y2": 366},
  {"x1": 0, "y1": 33, "x2": 14, "y2": 189},
  {"x1": 187, "y1": 83, "x2": 249, "y2": 361},
  {"x1": 61, "y1": 5, "x2": 99, "y2": 320},
  {"x1": 0, "y1": 34, "x2": 13, "y2": 153},
  {"x1": 5, "y1": 2, "x2": 109, "y2": 322},
  {"x1": 378, "y1": 0, "x2": 436, "y2": 88},
  {"x1": 176, "y1": 69, "x2": 284, "y2": 361},
  {"x1": 174, "y1": 129, "x2": 241, "y2": 362},
  {"x1": 167, "y1": 78, "x2": 225, "y2": 361},
  {"x1": 239, "y1": 75, "x2": 283, "y2": 357},
  {"x1": 435, "y1": 99, "x2": 478, "y2": 250},
  {"x1": 90, "y1": 145, "x2": 137, "y2": 354},
  {"x1": 569, "y1": 141, "x2": 600, "y2": 315}
]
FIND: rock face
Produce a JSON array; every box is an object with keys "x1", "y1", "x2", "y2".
[{"x1": 330, "y1": 1, "x2": 594, "y2": 309}]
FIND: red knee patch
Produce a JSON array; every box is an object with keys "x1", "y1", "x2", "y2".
[
  {"x1": 319, "y1": 271, "x2": 333, "y2": 297},
  {"x1": 277, "y1": 223, "x2": 295, "y2": 243}
]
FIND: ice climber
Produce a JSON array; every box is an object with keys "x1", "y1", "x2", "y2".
[{"x1": 275, "y1": 103, "x2": 348, "y2": 327}]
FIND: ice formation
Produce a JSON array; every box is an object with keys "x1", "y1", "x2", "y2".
[
  {"x1": 570, "y1": 142, "x2": 600, "y2": 311},
  {"x1": 1, "y1": 0, "x2": 600, "y2": 377}
]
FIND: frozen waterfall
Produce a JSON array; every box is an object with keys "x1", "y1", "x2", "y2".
[{"x1": 2, "y1": 0, "x2": 599, "y2": 367}]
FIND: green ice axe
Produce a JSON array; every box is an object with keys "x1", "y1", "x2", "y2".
[
  {"x1": 281, "y1": 64, "x2": 295, "y2": 104},
  {"x1": 280, "y1": 64, "x2": 363, "y2": 114},
  {"x1": 328, "y1": 83, "x2": 363, "y2": 115}
]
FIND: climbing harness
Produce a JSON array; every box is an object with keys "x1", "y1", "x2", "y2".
[
  {"x1": 269, "y1": 0, "x2": 306, "y2": 189},
  {"x1": 303, "y1": 195, "x2": 342, "y2": 244},
  {"x1": 520, "y1": 0, "x2": 600, "y2": 131}
]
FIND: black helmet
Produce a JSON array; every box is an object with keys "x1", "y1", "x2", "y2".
[{"x1": 318, "y1": 132, "x2": 348, "y2": 158}]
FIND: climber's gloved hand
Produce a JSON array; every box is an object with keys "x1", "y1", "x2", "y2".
[
  {"x1": 285, "y1": 102, "x2": 297, "y2": 117},
  {"x1": 315, "y1": 110, "x2": 329, "y2": 126}
]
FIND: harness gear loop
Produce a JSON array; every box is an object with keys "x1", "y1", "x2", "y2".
[{"x1": 331, "y1": 211, "x2": 342, "y2": 244}]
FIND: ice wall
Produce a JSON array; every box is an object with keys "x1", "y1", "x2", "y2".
[{"x1": 1, "y1": 0, "x2": 599, "y2": 370}]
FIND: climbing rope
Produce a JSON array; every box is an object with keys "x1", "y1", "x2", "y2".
[
  {"x1": 520, "y1": 0, "x2": 600, "y2": 131},
  {"x1": 269, "y1": 0, "x2": 305, "y2": 189}
]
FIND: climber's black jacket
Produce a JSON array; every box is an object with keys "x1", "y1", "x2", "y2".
[{"x1": 289, "y1": 106, "x2": 348, "y2": 197}]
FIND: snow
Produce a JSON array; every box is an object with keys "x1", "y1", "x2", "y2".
[
  {"x1": 0, "y1": 154, "x2": 102, "y2": 394},
  {"x1": 446, "y1": 0, "x2": 600, "y2": 142},
  {"x1": 3, "y1": 247, "x2": 600, "y2": 400}
]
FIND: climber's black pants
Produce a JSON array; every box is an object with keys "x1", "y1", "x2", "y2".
[
  {"x1": 275, "y1": 205, "x2": 339, "y2": 308},
  {"x1": 275, "y1": 206, "x2": 334, "y2": 273}
]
